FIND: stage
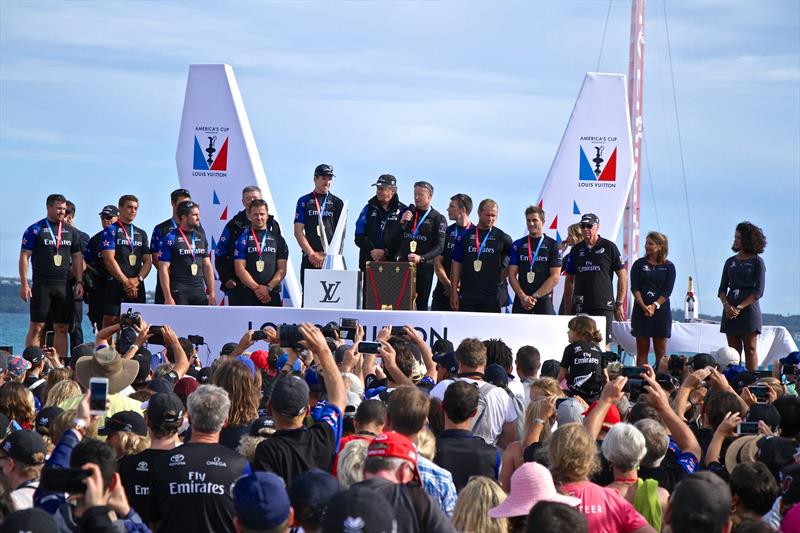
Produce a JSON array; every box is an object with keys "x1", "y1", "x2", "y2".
[{"x1": 128, "y1": 304, "x2": 603, "y2": 364}]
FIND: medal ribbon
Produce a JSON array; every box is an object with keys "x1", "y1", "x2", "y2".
[
  {"x1": 251, "y1": 227, "x2": 268, "y2": 259},
  {"x1": 177, "y1": 227, "x2": 196, "y2": 262},
  {"x1": 44, "y1": 220, "x2": 63, "y2": 253},
  {"x1": 119, "y1": 222, "x2": 136, "y2": 252},
  {"x1": 313, "y1": 192, "x2": 329, "y2": 224},
  {"x1": 474, "y1": 227, "x2": 493, "y2": 260},
  {"x1": 527, "y1": 235, "x2": 545, "y2": 273},
  {"x1": 411, "y1": 207, "x2": 432, "y2": 239}
]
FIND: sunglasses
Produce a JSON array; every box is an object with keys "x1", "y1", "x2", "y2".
[
  {"x1": 580, "y1": 223, "x2": 595, "y2": 229},
  {"x1": 102, "y1": 215, "x2": 115, "y2": 220}
]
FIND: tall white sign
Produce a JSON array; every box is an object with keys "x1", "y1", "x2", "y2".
[{"x1": 175, "y1": 64, "x2": 302, "y2": 306}]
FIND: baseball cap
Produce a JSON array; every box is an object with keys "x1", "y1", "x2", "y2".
[
  {"x1": 146, "y1": 377, "x2": 174, "y2": 394},
  {"x1": 250, "y1": 415, "x2": 276, "y2": 437},
  {"x1": 146, "y1": 392, "x2": 185, "y2": 427},
  {"x1": 233, "y1": 472, "x2": 291, "y2": 531},
  {"x1": 270, "y1": 375, "x2": 310, "y2": 417},
  {"x1": 432, "y1": 339, "x2": 454, "y2": 355},
  {"x1": 314, "y1": 164, "x2": 335, "y2": 177},
  {"x1": 691, "y1": 353, "x2": 718, "y2": 371},
  {"x1": 488, "y1": 462, "x2": 581, "y2": 518},
  {"x1": 7, "y1": 355, "x2": 32, "y2": 378},
  {"x1": 71, "y1": 343, "x2": 95, "y2": 362},
  {"x1": 0, "y1": 508, "x2": 58, "y2": 533},
  {"x1": 372, "y1": 174, "x2": 396, "y2": 187},
  {"x1": 757, "y1": 436, "x2": 796, "y2": 478},
  {"x1": 250, "y1": 350, "x2": 269, "y2": 370},
  {"x1": 132, "y1": 352, "x2": 151, "y2": 386},
  {"x1": 367, "y1": 432, "x2": 421, "y2": 482},
  {"x1": 714, "y1": 346, "x2": 741, "y2": 369},
  {"x1": 322, "y1": 485, "x2": 396, "y2": 533},
  {"x1": 22, "y1": 346, "x2": 44, "y2": 366},
  {"x1": 172, "y1": 377, "x2": 199, "y2": 404},
  {"x1": 579, "y1": 213, "x2": 599, "y2": 226},
  {"x1": 98, "y1": 410, "x2": 147, "y2": 437},
  {"x1": 0, "y1": 430, "x2": 46, "y2": 465},
  {"x1": 669, "y1": 472, "x2": 731, "y2": 532},
  {"x1": 485, "y1": 363, "x2": 509, "y2": 388},
  {"x1": 35, "y1": 406, "x2": 64, "y2": 436},
  {"x1": 780, "y1": 351, "x2": 800, "y2": 366},
  {"x1": 584, "y1": 401, "x2": 621, "y2": 432},
  {"x1": 220, "y1": 342, "x2": 239, "y2": 357},
  {"x1": 196, "y1": 366, "x2": 212, "y2": 384},
  {"x1": 432, "y1": 351, "x2": 458, "y2": 374},
  {"x1": 288, "y1": 469, "x2": 340, "y2": 524},
  {"x1": 236, "y1": 355, "x2": 256, "y2": 376},
  {"x1": 98, "y1": 205, "x2": 119, "y2": 217},
  {"x1": 276, "y1": 354, "x2": 302, "y2": 373},
  {"x1": 557, "y1": 397, "x2": 585, "y2": 426}
]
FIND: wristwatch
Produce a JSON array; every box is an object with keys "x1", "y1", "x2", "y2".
[
  {"x1": 653, "y1": 302, "x2": 661, "y2": 310},
  {"x1": 736, "y1": 305, "x2": 744, "y2": 311},
  {"x1": 71, "y1": 418, "x2": 88, "y2": 435},
  {"x1": 137, "y1": 275, "x2": 144, "y2": 283},
  {"x1": 615, "y1": 301, "x2": 624, "y2": 307}
]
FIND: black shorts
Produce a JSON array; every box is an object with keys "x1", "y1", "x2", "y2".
[
  {"x1": 104, "y1": 279, "x2": 146, "y2": 317},
  {"x1": 30, "y1": 281, "x2": 69, "y2": 324},
  {"x1": 172, "y1": 288, "x2": 208, "y2": 306}
]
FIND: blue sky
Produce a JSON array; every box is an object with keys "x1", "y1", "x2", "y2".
[{"x1": 1, "y1": 1, "x2": 798, "y2": 315}]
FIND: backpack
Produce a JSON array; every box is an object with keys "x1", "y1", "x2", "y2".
[
  {"x1": 504, "y1": 386, "x2": 526, "y2": 441},
  {"x1": 457, "y1": 379, "x2": 498, "y2": 446}
]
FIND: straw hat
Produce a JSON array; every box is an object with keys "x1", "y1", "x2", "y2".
[{"x1": 75, "y1": 347, "x2": 140, "y2": 395}]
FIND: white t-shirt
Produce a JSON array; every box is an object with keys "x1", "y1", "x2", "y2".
[{"x1": 429, "y1": 377, "x2": 517, "y2": 444}]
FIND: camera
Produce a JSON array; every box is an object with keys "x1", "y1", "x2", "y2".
[
  {"x1": 252, "y1": 330, "x2": 268, "y2": 341},
  {"x1": 148, "y1": 326, "x2": 165, "y2": 346},
  {"x1": 120, "y1": 309, "x2": 142, "y2": 328},
  {"x1": 188, "y1": 335, "x2": 205, "y2": 346},
  {"x1": 620, "y1": 366, "x2": 646, "y2": 379},
  {"x1": 623, "y1": 378, "x2": 644, "y2": 399},
  {"x1": 668, "y1": 354, "x2": 685, "y2": 373},
  {"x1": 320, "y1": 322, "x2": 339, "y2": 339},
  {"x1": 278, "y1": 324, "x2": 303, "y2": 348}
]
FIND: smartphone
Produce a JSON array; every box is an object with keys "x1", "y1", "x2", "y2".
[
  {"x1": 40, "y1": 467, "x2": 92, "y2": 494},
  {"x1": 752, "y1": 370, "x2": 773, "y2": 379},
  {"x1": 89, "y1": 377, "x2": 109, "y2": 415},
  {"x1": 45, "y1": 331, "x2": 55, "y2": 348},
  {"x1": 358, "y1": 341, "x2": 382, "y2": 354},
  {"x1": 737, "y1": 421, "x2": 760, "y2": 435},
  {"x1": 620, "y1": 366, "x2": 647, "y2": 379},
  {"x1": 390, "y1": 326, "x2": 406, "y2": 337},
  {"x1": 749, "y1": 385, "x2": 770, "y2": 403}
]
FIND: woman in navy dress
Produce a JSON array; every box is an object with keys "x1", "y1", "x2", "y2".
[
  {"x1": 630, "y1": 231, "x2": 676, "y2": 366},
  {"x1": 718, "y1": 221, "x2": 766, "y2": 371}
]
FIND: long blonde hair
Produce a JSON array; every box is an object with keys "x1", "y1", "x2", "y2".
[
  {"x1": 452, "y1": 476, "x2": 508, "y2": 533},
  {"x1": 45, "y1": 380, "x2": 81, "y2": 408},
  {"x1": 522, "y1": 399, "x2": 554, "y2": 441}
]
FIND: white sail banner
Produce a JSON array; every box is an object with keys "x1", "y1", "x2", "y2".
[
  {"x1": 175, "y1": 64, "x2": 302, "y2": 307},
  {"x1": 537, "y1": 73, "x2": 635, "y2": 309}
]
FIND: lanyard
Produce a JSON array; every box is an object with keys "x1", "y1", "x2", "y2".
[
  {"x1": 170, "y1": 218, "x2": 178, "y2": 229},
  {"x1": 44, "y1": 220, "x2": 62, "y2": 251},
  {"x1": 251, "y1": 227, "x2": 268, "y2": 259},
  {"x1": 312, "y1": 192, "x2": 329, "y2": 218},
  {"x1": 177, "y1": 228, "x2": 196, "y2": 262},
  {"x1": 119, "y1": 222, "x2": 135, "y2": 251},
  {"x1": 474, "y1": 227, "x2": 493, "y2": 259},
  {"x1": 454, "y1": 222, "x2": 473, "y2": 241},
  {"x1": 527, "y1": 235, "x2": 544, "y2": 272},
  {"x1": 411, "y1": 208, "x2": 432, "y2": 238}
]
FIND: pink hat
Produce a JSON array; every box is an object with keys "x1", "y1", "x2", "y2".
[{"x1": 488, "y1": 462, "x2": 581, "y2": 518}]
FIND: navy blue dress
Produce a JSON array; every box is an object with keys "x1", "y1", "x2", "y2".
[
  {"x1": 719, "y1": 255, "x2": 766, "y2": 335},
  {"x1": 630, "y1": 258, "x2": 676, "y2": 338}
]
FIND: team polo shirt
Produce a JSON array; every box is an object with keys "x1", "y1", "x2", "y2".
[
  {"x1": 508, "y1": 233, "x2": 562, "y2": 295},
  {"x1": 451, "y1": 226, "x2": 512, "y2": 301},
  {"x1": 118, "y1": 448, "x2": 169, "y2": 523},
  {"x1": 398, "y1": 206, "x2": 447, "y2": 261},
  {"x1": 99, "y1": 222, "x2": 150, "y2": 278},
  {"x1": 21, "y1": 219, "x2": 82, "y2": 283},
  {"x1": 85, "y1": 231, "x2": 108, "y2": 276},
  {"x1": 149, "y1": 442, "x2": 249, "y2": 533},
  {"x1": 440, "y1": 222, "x2": 473, "y2": 275},
  {"x1": 294, "y1": 192, "x2": 344, "y2": 254},
  {"x1": 233, "y1": 227, "x2": 289, "y2": 285},
  {"x1": 560, "y1": 341, "x2": 606, "y2": 397},
  {"x1": 158, "y1": 228, "x2": 209, "y2": 290},
  {"x1": 565, "y1": 237, "x2": 624, "y2": 310}
]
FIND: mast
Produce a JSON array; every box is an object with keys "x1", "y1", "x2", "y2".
[{"x1": 623, "y1": 0, "x2": 645, "y2": 314}]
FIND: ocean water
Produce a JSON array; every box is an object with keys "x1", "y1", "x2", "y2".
[{"x1": 0, "y1": 312, "x2": 94, "y2": 353}]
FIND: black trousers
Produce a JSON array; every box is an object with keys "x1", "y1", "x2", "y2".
[
  {"x1": 234, "y1": 286, "x2": 282, "y2": 307},
  {"x1": 460, "y1": 298, "x2": 500, "y2": 313},
  {"x1": 512, "y1": 295, "x2": 555, "y2": 315},
  {"x1": 414, "y1": 263, "x2": 435, "y2": 311}
]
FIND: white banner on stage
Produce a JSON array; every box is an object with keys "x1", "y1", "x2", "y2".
[
  {"x1": 536, "y1": 73, "x2": 634, "y2": 310},
  {"x1": 129, "y1": 304, "x2": 605, "y2": 365},
  {"x1": 175, "y1": 64, "x2": 302, "y2": 307}
]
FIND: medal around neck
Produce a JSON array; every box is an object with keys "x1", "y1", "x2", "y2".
[
  {"x1": 53, "y1": 255, "x2": 63, "y2": 267},
  {"x1": 409, "y1": 240, "x2": 417, "y2": 253},
  {"x1": 527, "y1": 271, "x2": 535, "y2": 284},
  {"x1": 190, "y1": 263, "x2": 199, "y2": 276},
  {"x1": 129, "y1": 255, "x2": 137, "y2": 267},
  {"x1": 256, "y1": 260, "x2": 265, "y2": 273},
  {"x1": 473, "y1": 259, "x2": 482, "y2": 272}
]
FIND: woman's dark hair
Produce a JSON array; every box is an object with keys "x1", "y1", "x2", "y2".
[
  {"x1": 70, "y1": 438, "x2": 117, "y2": 490},
  {"x1": 734, "y1": 221, "x2": 766, "y2": 254},
  {"x1": 729, "y1": 462, "x2": 779, "y2": 516},
  {"x1": 526, "y1": 501, "x2": 588, "y2": 533}
]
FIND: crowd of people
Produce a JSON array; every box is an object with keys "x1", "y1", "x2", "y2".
[
  {"x1": 6, "y1": 168, "x2": 776, "y2": 532},
  {"x1": 1, "y1": 312, "x2": 799, "y2": 532}
]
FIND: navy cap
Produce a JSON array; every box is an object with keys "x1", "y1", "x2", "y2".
[
  {"x1": 372, "y1": 174, "x2": 396, "y2": 187},
  {"x1": 270, "y1": 375, "x2": 310, "y2": 417},
  {"x1": 485, "y1": 363, "x2": 509, "y2": 387},
  {"x1": 99, "y1": 205, "x2": 119, "y2": 217},
  {"x1": 0, "y1": 430, "x2": 46, "y2": 465},
  {"x1": 98, "y1": 410, "x2": 147, "y2": 437},
  {"x1": 433, "y1": 351, "x2": 458, "y2": 374},
  {"x1": 35, "y1": 406, "x2": 64, "y2": 436},
  {"x1": 233, "y1": 472, "x2": 291, "y2": 530},
  {"x1": 322, "y1": 485, "x2": 396, "y2": 533},
  {"x1": 314, "y1": 164, "x2": 335, "y2": 177},
  {"x1": 197, "y1": 367, "x2": 212, "y2": 384},
  {"x1": 220, "y1": 342, "x2": 238, "y2": 356},
  {"x1": 580, "y1": 213, "x2": 599, "y2": 225},
  {"x1": 1, "y1": 508, "x2": 58, "y2": 533},
  {"x1": 147, "y1": 392, "x2": 185, "y2": 427},
  {"x1": 22, "y1": 346, "x2": 44, "y2": 366},
  {"x1": 249, "y1": 415, "x2": 276, "y2": 437},
  {"x1": 780, "y1": 351, "x2": 800, "y2": 366},
  {"x1": 691, "y1": 353, "x2": 718, "y2": 371},
  {"x1": 288, "y1": 469, "x2": 340, "y2": 521},
  {"x1": 757, "y1": 436, "x2": 796, "y2": 478},
  {"x1": 147, "y1": 377, "x2": 174, "y2": 394}
]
